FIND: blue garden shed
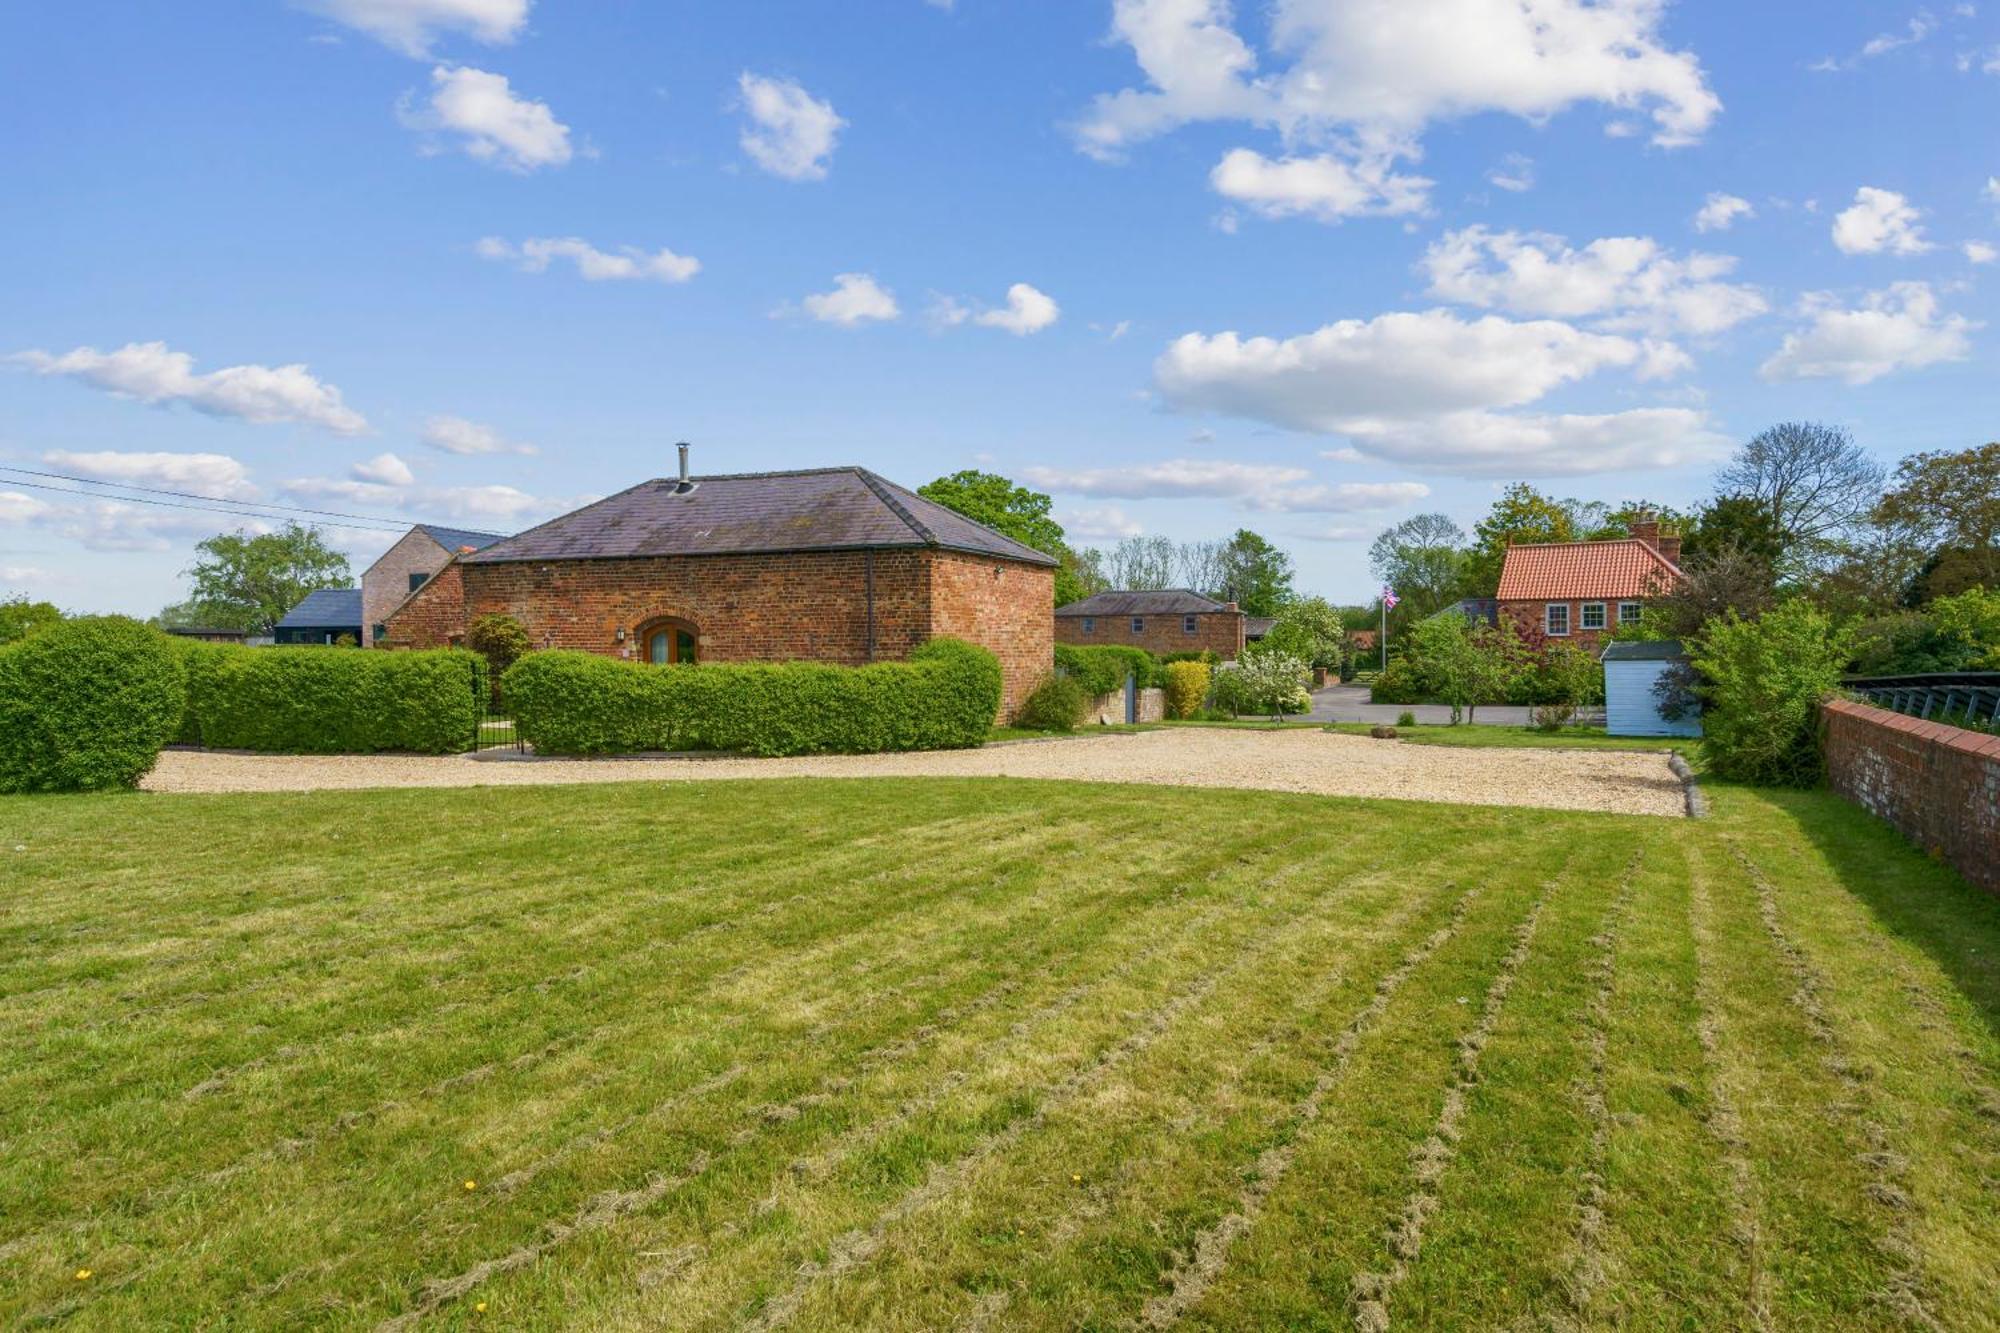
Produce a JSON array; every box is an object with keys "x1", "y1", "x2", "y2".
[{"x1": 1602, "y1": 639, "x2": 1701, "y2": 738}]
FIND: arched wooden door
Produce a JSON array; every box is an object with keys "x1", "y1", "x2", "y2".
[{"x1": 641, "y1": 619, "x2": 698, "y2": 665}]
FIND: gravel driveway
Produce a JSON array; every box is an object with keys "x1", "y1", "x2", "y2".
[{"x1": 142, "y1": 728, "x2": 1687, "y2": 817}]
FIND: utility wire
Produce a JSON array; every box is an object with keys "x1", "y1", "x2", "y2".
[
  {"x1": 0, "y1": 464, "x2": 423, "y2": 529},
  {"x1": 0, "y1": 475, "x2": 415, "y2": 535}
]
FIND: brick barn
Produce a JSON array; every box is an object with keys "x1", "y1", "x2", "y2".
[
  {"x1": 382, "y1": 461, "x2": 1057, "y2": 719},
  {"x1": 1053, "y1": 590, "x2": 1247, "y2": 660}
]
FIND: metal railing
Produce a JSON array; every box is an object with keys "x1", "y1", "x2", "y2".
[{"x1": 1842, "y1": 672, "x2": 2000, "y2": 733}]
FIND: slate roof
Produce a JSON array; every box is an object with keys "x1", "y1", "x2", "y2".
[
  {"x1": 1055, "y1": 589, "x2": 1233, "y2": 617},
  {"x1": 1495, "y1": 539, "x2": 1682, "y2": 602},
  {"x1": 1602, "y1": 639, "x2": 1689, "y2": 662},
  {"x1": 1244, "y1": 616, "x2": 1276, "y2": 639},
  {"x1": 462, "y1": 468, "x2": 1057, "y2": 567},
  {"x1": 276, "y1": 588, "x2": 363, "y2": 628},
  {"x1": 415, "y1": 524, "x2": 505, "y2": 554}
]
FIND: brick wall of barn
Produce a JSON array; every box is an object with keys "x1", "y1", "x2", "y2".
[
  {"x1": 1055, "y1": 609, "x2": 1245, "y2": 660},
  {"x1": 1820, "y1": 696, "x2": 2000, "y2": 896},
  {"x1": 361, "y1": 530, "x2": 449, "y2": 647},
  {"x1": 928, "y1": 550, "x2": 1054, "y2": 719},
  {"x1": 380, "y1": 561, "x2": 468, "y2": 649}
]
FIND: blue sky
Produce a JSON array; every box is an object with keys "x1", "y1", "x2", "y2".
[{"x1": 3, "y1": 0, "x2": 1996, "y2": 611}]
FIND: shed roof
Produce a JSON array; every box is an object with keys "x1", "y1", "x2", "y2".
[
  {"x1": 414, "y1": 524, "x2": 505, "y2": 554},
  {"x1": 1496, "y1": 539, "x2": 1682, "y2": 602},
  {"x1": 1055, "y1": 589, "x2": 1233, "y2": 617},
  {"x1": 1601, "y1": 639, "x2": 1688, "y2": 662},
  {"x1": 462, "y1": 468, "x2": 1057, "y2": 567},
  {"x1": 276, "y1": 587, "x2": 362, "y2": 628}
]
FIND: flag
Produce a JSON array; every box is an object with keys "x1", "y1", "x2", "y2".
[{"x1": 1381, "y1": 585, "x2": 1399, "y2": 610}]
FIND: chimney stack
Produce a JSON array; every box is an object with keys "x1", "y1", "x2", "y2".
[
  {"x1": 677, "y1": 442, "x2": 690, "y2": 484},
  {"x1": 1628, "y1": 514, "x2": 1660, "y2": 550}
]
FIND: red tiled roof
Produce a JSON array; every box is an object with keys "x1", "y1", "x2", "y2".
[{"x1": 1495, "y1": 538, "x2": 1682, "y2": 602}]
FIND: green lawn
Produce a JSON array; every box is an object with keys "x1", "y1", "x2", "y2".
[
  {"x1": 1323, "y1": 721, "x2": 1692, "y2": 751},
  {"x1": 3, "y1": 776, "x2": 1997, "y2": 1329}
]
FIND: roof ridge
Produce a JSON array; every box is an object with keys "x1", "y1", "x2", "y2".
[{"x1": 851, "y1": 468, "x2": 939, "y2": 546}]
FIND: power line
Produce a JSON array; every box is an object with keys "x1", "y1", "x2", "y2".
[
  {"x1": 0, "y1": 464, "x2": 424, "y2": 529},
  {"x1": 0, "y1": 475, "x2": 414, "y2": 535}
]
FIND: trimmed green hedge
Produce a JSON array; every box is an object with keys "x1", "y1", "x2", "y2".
[
  {"x1": 176, "y1": 644, "x2": 486, "y2": 754},
  {"x1": 504, "y1": 637, "x2": 1002, "y2": 757},
  {"x1": 0, "y1": 616, "x2": 186, "y2": 793},
  {"x1": 1054, "y1": 644, "x2": 1157, "y2": 696}
]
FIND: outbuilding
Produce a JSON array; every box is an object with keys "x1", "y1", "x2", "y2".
[
  {"x1": 1602, "y1": 639, "x2": 1701, "y2": 737},
  {"x1": 273, "y1": 588, "x2": 363, "y2": 645}
]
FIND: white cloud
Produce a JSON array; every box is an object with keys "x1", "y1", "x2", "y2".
[
  {"x1": 1024, "y1": 459, "x2": 1428, "y2": 513},
  {"x1": 13, "y1": 340, "x2": 368, "y2": 435},
  {"x1": 475, "y1": 236, "x2": 699, "y2": 283},
  {"x1": 1831, "y1": 186, "x2": 1933, "y2": 255},
  {"x1": 963, "y1": 283, "x2": 1060, "y2": 335},
  {"x1": 1816, "y1": 12, "x2": 1939, "y2": 69},
  {"x1": 1486, "y1": 152, "x2": 1535, "y2": 193},
  {"x1": 421, "y1": 414, "x2": 537, "y2": 456},
  {"x1": 42, "y1": 449, "x2": 258, "y2": 500},
  {"x1": 1965, "y1": 240, "x2": 1998, "y2": 263},
  {"x1": 1075, "y1": 0, "x2": 1720, "y2": 162},
  {"x1": 23, "y1": 498, "x2": 261, "y2": 553},
  {"x1": 1209, "y1": 148, "x2": 1431, "y2": 221},
  {"x1": 1760, "y1": 282, "x2": 1977, "y2": 384},
  {"x1": 798, "y1": 273, "x2": 900, "y2": 326},
  {"x1": 0, "y1": 492, "x2": 53, "y2": 523},
  {"x1": 352, "y1": 452, "x2": 415, "y2": 486},
  {"x1": 737, "y1": 73, "x2": 844, "y2": 181},
  {"x1": 1693, "y1": 192, "x2": 1754, "y2": 232},
  {"x1": 401, "y1": 65, "x2": 571, "y2": 172},
  {"x1": 1421, "y1": 226, "x2": 1768, "y2": 336},
  {"x1": 1056, "y1": 506, "x2": 1144, "y2": 540},
  {"x1": 1295, "y1": 525, "x2": 1374, "y2": 542},
  {"x1": 1333, "y1": 408, "x2": 1729, "y2": 477},
  {"x1": 285, "y1": 476, "x2": 577, "y2": 523},
  {"x1": 293, "y1": 0, "x2": 529, "y2": 56}
]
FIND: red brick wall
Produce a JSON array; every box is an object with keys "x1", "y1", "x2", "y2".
[
  {"x1": 1499, "y1": 599, "x2": 1640, "y2": 653},
  {"x1": 929, "y1": 550, "x2": 1054, "y2": 719},
  {"x1": 1821, "y1": 696, "x2": 2000, "y2": 896},
  {"x1": 1056, "y1": 609, "x2": 1245, "y2": 660},
  {"x1": 381, "y1": 561, "x2": 468, "y2": 649},
  {"x1": 361, "y1": 530, "x2": 450, "y2": 647}
]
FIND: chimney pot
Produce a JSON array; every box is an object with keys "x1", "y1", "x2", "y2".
[{"x1": 676, "y1": 441, "x2": 690, "y2": 483}]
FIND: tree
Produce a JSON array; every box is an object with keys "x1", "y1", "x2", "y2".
[
  {"x1": 180, "y1": 523, "x2": 352, "y2": 636},
  {"x1": 1214, "y1": 529, "x2": 1294, "y2": 614},
  {"x1": 1260, "y1": 596, "x2": 1346, "y2": 668},
  {"x1": 1871, "y1": 442, "x2": 2000, "y2": 601},
  {"x1": 1465, "y1": 484, "x2": 1579, "y2": 594},
  {"x1": 466, "y1": 613, "x2": 532, "y2": 705},
  {"x1": 1641, "y1": 543, "x2": 1779, "y2": 642},
  {"x1": 0, "y1": 595, "x2": 63, "y2": 645},
  {"x1": 1715, "y1": 421, "x2": 1884, "y2": 576},
  {"x1": 1173, "y1": 540, "x2": 1227, "y2": 599},
  {"x1": 917, "y1": 470, "x2": 1095, "y2": 605},
  {"x1": 1099, "y1": 534, "x2": 1177, "y2": 590},
  {"x1": 1683, "y1": 494, "x2": 1786, "y2": 571},
  {"x1": 1368, "y1": 513, "x2": 1467, "y2": 622}
]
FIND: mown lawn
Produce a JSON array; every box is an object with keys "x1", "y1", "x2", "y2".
[{"x1": 2, "y1": 776, "x2": 1997, "y2": 1330}]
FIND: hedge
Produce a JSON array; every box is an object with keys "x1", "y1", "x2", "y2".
[
  {"x1": 0, "y1": 616, "x2": 185, "y2": 793},
  {"x1": 1054, "y1": 643, "x2": 1157, "y2": 696},
  {"x1": 503, "y1": 637, "x2": 1002, "y2": 757},
  {"x1": 176, "y1": 644, "x2": 486, "y2": 754}
]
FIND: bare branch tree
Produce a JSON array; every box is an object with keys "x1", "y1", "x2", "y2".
[
  {"x1": 1173, "y1": 540, "x2": 1225, "y2": 597},
  {"x1": 1716, "y1": 422, "x2": 1884, "y2": 574}
]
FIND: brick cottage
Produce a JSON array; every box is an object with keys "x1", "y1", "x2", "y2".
[
  {"x1": 1494, "y1": 518, "x2": 1684, "y2": 651},
  {"x1": 1053, "y1": 589, "x2": 1247, "y2": 659},
  {"x1": 382, "y1": 459, "x2": 1057, "y2": 719}
]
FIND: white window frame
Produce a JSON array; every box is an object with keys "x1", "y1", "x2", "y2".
[
  {"x1": 1545, "y1": 603, "x2": 1570, "y2": 637},
  {"x1": 1081, "y1": 616, "x2": 1095, "y2": 635},
  {"x1": 1183, "y1": 614, "x2": 1198, "y2": 635},
  {"x1": 1617, "y1": 601, "x2": 1643, "y2": 626},
  {"x1": 1131, "y1": 616, "x2": 1146, "y2": 635},
  {"x1": 1580, "y1": 601, "x2": 1606, "y2": 631}
]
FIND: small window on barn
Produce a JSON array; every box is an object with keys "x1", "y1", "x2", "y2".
[
  {"x1": 1580, "y1": 602, "x2": 1606, "y2": 631},
  {"x1": 1184, "y1": 614, "x2": 1198, "y2": 634},
  {"x1": 1546, "y1": 603, "x2": 1570, "y2": 636},
  {"x1": 1081, "y1": 616, "x2": 1095, "y2": 634},
  {"x1": 408, "y1": 572, "x2": 429, "y2": 593},
  {"x1": 1131, "y1": 616, "x2": 1145, "y2": 635},
  {"x1": 1617, "y1": 601, "x2": 1643, "y2": 626}
]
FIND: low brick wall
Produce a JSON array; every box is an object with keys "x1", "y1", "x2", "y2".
[
  {"x1": 1085, "y1": 686, "x2": 1165, "y2": 725},
  {"x1": 1820, "y1": 696, "x2": 2000, "y2": 895}
]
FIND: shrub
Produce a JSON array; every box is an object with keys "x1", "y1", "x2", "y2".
[
  {"x1": 1017, "y1": 672, "x2": 1089, "y2": 731},
  {"x1": 465, "y1": 614, "x2": 532, "y2": 704},
  {"x1": 1162, "y1": 660, "x2": 1212, "y2": 719},
  {"x1": 1054, "y1": 643, "x2": 1157, "y2": 696},
  {"x1": 1396, "y1": 710, "x2": 1416, "y2": 728},
  {"x1": 504, "y1": 637, "x2": 1002, "y2": 757},
  {"x1": 1511, "y1": 642, "x2": 1605, "y2": 707},
  {"x1": 1231, "y1": 648, "x2": 1311, "y2": 719},
  {"x1": 1369, "y1": 659, "x2": 1425, "y2": 704},
  {"x1": 1693, "y1": 602, "x2": 1850, "y2": 786},
  {"x1": 0, "y1": 617, "x2": 185, "y2": 793},
  {"x1": 1529, "y1": 702, "x2": 1575, "y2": 732},
  {"x1": 179, "y1": 646, "x2": 485, "y2": 754}
]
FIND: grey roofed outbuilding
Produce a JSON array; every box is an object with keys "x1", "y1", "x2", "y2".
[
  {"x1": 1055, "y1": 589, "x2": 1233, "y2": 617},
  {"x1": 1600, "y1": 639, "x2": 1689, "y2": 662},
  {"x1": 413, "y1": 524, "x2": 505, "y2": 554},
  {"x1": 460, "y1": 467, "x2": 1058, "y2": 568},
  {"x1": 275, "y1": 587, "x2": 363, "y2": 628}
]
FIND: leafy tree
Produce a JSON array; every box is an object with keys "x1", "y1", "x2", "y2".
[
  {"x1": 1683, "y1": 494, "x2": 1786, "y2": 571},
  {"x1": 1214, "y1": 529, "x2": 1294, "y2": 615},
  {"x1": 180, "y1": 523, "x2": 352, "y2": 636},
  {"x1": 1259, "y1": 595, "x2": 1346, "y2": 668},
  {"x1": 1715, "y1": 421, "x2": 1884, "y2": 576},
  {"x1": 1871, "y1": 442, "x2": 2000, "y2": 601},
  {"x1": 1368, "y1": 513, "x2": 1467, "y2": 622},
  {"x1": 1464, "y1": 484, "x2": 1579, "y2": 594},
  {"x1": 1587, "y1": 500, "x2": 1691, "y2": 542},
  {"x1": 1693, "y1": 601, "x2": 1850, "y2": 786},
  {"x1": 917, "y1": 470, "x2": 1094, "y2": 605},
  {"x1": 0, "y1": 595, "x2": 63, "y2": 645},
  {"x1": 1929, "y1": 587, "x2": 2000, "y2": 670},
  {"x1": 1403, "y1": 613, "x2": 1494, "y2": 724}
]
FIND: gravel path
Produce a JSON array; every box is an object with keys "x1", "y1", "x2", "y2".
[{"x1": 142, "y1": 729, "x2": 1687, "y2": 817}]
